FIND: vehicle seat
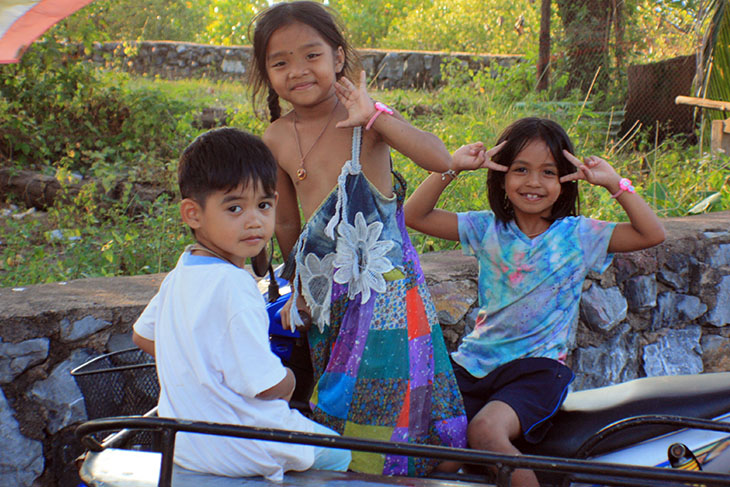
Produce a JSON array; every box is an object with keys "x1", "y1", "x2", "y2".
[{"x1": 519, "y1": 372, "x2": 730, "y2": 458}]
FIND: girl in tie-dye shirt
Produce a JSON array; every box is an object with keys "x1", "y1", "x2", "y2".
[{"x1": 404, "y1": 117, "x2": 665, "y2": 486}]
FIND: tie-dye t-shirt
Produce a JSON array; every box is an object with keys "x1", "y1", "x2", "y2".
[{"x1": 452, "y1": 211, "x2": 616, "y2": 379}]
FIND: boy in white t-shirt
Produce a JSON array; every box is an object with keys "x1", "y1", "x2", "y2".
[{"x1": 132, "y1": 128, "x2": 351, "y2": 481}]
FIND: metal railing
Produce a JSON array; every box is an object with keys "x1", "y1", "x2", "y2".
[{"x1": 76, "y1": 414, "x2": 730, "y2": 487}]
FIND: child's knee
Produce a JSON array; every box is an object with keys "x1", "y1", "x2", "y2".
[
  {"x1": 467, "y1": 401, "x2": 521, "y2": 451},
  {"x1": 467, "y1": 416, "x2": 509, "y2": 451}
]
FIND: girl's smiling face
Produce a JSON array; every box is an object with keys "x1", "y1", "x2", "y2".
[
  {"x1": 265, "y1": 21, "x2": 344, "y2": 108},
  {"x1": 504, "y1": 139, "x2": 562, "y2": 223}
]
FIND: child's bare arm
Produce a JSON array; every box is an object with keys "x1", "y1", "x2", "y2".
[
  {"x1": 255, "y1": 367, "x2": 296, "y2": 402},
  {"x1": 404, "y1": 171, "x2": 460, "y2": 241},
  {"x1": 561, "y1": 151, "x2": 665, "y2": 252},
  {"x1": 133, "y1": 331, "x2": 155, "y2": 357},
  {"x1": 274, "y1": 166, "x2": 301, "y2": 263},
  {"x1": 405, "y1": 142, "x2": 507, "y2": 241},
  {"x1": 334, "y1": 71, "x2": 451, "y2": 173},
  {"x1": 606, "y1": 189, "x2": 666, "y2": 253}
]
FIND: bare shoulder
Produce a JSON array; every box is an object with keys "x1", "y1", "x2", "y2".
[{"x1": 262, "y1": 113, "x2": 293, "y2": 155}]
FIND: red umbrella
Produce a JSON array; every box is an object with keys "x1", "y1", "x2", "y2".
[{"x1": 0, "y1": 0, "x2": 96, "y2": 64}]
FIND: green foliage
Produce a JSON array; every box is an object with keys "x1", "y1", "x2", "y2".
[
  {"x1": 0, "y1": 41, "x2": 205, "y2": 287},
  {"x1": 58, "y1": 0, "x2": 211, "y2": 43},
  {"x1": 1, "y1": 194, "x2": 189, "y2": 285},
  {"x1": 199, "y1": 0, "x2": 270, "y2": 46},
  {"x1": 628, "y1": 0, "x2": 702, "y2": 62},
  {"x1": 0, "y1": 40, "x2": 197, "y2": 178},
  {"x1": 380, "y1": 0, "x2": 541, "y2": 54},
  {"x1": 329, "y1": 0, "x2": 412, "y2": 48}
]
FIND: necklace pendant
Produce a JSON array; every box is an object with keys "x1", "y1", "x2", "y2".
[{"x1": 296, "y1": 167, "x2": 307, "y2": 180}]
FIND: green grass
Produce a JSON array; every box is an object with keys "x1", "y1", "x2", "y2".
[{"x1": 2, "y1": 68, "x2": 729, "y2": 288}]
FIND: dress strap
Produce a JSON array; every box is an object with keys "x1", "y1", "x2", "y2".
[
  {"x1": 324, "y1": 127, "x2": 362, "y2": 239},
  {"x1": 350, "y1": 126, "x2": 362, "y2": 169}
]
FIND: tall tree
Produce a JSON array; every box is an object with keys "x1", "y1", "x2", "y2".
[
  {"x1": 537, "y1": 0, "x2": 551, "y2": 91},
  {"x1": 554, "y1": 0, "x2": 621, "y2": 93}
]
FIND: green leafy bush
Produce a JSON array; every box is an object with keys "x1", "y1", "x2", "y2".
[{"x1": 0, "y1": 40, "x2": 197, "y2": 179}]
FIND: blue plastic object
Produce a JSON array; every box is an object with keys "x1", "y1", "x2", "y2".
[{"x1": 264, "y1": 272, "x2": 299, "y2": 361}]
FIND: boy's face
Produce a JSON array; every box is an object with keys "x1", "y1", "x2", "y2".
[{"x1": 181, "y1": 181, "x2": 277, "y2": 268}]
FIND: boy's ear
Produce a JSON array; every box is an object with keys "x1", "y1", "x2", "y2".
[
  {"x1": 180, "y1": 198, "x2": 202, "y2": 230},
  {"x1": 334, "y1": 46, "x2": 345, "y2": 74}
]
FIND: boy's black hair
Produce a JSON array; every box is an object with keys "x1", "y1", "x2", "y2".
[
  {"x1": 178, "y1": 127, "x2": 277, "y2": 205},
  {"x1": 248, "y1": 1, "x2": 358, "y2": 122},
  {"x1": 487, "y1": 117, "x2": 580, "y2": 223}
]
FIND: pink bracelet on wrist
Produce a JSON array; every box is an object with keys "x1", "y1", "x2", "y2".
[
  {"x1": 365, "y1": 101, "x2": 394, "y2": 130},
  {"x1": 611, "y1": 177, "x2": 635, "y2": 198}
]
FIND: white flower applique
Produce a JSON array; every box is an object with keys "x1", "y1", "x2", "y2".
[
  {"x1": 299, "y1": 252, "x2": 336, "y2": 329},
  {"x1": 333, "y1": 212, "x2": 395, "y2": 304}
]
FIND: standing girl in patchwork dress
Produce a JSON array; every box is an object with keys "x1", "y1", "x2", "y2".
[{"x1": 249, "y1": 1, "x2": 467, "y2": 476}]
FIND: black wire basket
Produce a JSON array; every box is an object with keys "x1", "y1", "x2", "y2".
[{"x1": 71, "y1": 348, "x2": 159, "y2": 420}]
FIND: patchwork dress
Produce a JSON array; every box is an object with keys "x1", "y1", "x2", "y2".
[{"x1": 287, "y1": 127, "x2": 467, "y2": 476}]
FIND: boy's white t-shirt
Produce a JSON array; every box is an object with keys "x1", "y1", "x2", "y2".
[{"x1": 133, "y1": 251, "x2": 315, "y2": 481}]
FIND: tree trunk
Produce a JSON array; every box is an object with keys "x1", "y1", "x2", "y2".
[
  {"x1": 613, "y1": 0, "x2": 626, "y2": 77},
  {"x1": 537, "y1": 0, "x2": 551, "y2": 91},
  {"x1": 555, "y1": 0, "x2": 615, "y2": 94}
]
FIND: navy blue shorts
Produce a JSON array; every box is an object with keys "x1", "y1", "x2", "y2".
[{"x1": 451, "y1": 357, "x2": 574, "y2": 444}]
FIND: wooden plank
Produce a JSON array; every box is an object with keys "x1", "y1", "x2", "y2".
[{"x1": 675, "y1": 95, "x2": 730, "y2": 112}]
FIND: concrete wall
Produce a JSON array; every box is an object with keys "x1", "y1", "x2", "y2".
[
  {"x1": 1, "y1": 211, "x2": 729, "y2": 486},
  {"x1": 78, "y1": 41, "x2": 522, "y2": 89}
]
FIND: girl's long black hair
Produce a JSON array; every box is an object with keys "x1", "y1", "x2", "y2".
[{"x1": 487, "y1": 117, "x2": 581, "y2": 223}]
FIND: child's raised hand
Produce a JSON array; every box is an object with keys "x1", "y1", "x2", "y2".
[
  {"x1": 451, "y1": 142, "x2": 486, "y2": 172},
  {"x1": 452, "y1": 140, "x2": 509, "y2": 173},
  {"x1": 560, "y1": 150, "x2": 621, "y2": 189},
  {"x1": 334, "y1": 71, "x2": 375, "y2": 128}
]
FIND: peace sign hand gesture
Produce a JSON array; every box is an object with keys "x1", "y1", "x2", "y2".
[
  {"x1": 560, "y1": 150, "x2": 622, "y2": 192},
  {"x1": 451, "y1": 141, "x2": 509, "y2": 174}
]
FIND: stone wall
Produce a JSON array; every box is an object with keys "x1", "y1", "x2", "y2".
[
  {"x1": 1, "y1": 211, "x2": 729, "y2": 486},
  {"x1": 79, "y1": 41, "x2": 522, "y2": 89}
]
